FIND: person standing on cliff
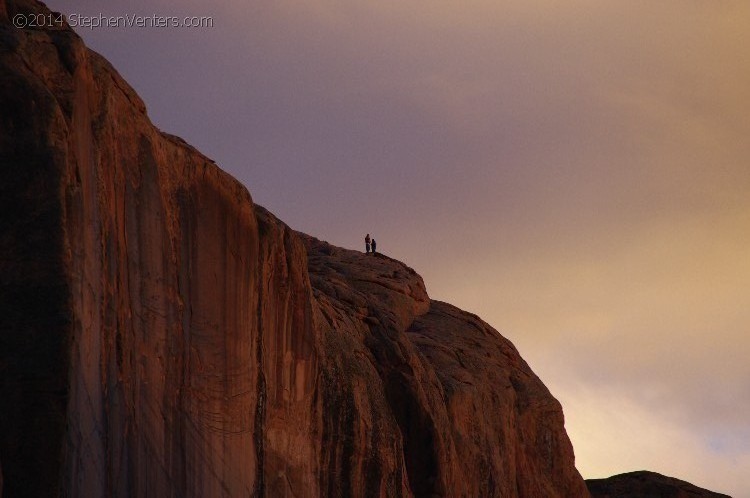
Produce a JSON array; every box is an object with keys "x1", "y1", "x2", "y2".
[
  {"x1": 371, "y1": 238, "x2": 377, "y2": 254},
  {"x1": 365, "y1": 234, "x2": 371, "y2": 253}
]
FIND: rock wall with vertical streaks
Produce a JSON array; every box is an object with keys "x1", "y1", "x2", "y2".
[{"x1": 1, "y1": 1, "x2": 605, "y2": 497}]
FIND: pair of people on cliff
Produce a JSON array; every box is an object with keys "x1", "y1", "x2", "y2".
[{"x1": 365, "y1": 234, "x2": 377, "y2": 254}]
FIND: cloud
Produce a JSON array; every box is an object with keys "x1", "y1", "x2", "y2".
[
  {"x1": 436, "y1": 205, "x2": 750, "y2": 497},
  {"x1": 557, "y1": 383, "x2": 748, "y2": 497}
]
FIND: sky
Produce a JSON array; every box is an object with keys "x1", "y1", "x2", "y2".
[{"x1": 48, "y1": 1, "x2": 750, "y2": 495}]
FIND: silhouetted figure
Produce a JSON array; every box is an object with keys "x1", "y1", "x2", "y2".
[
  {"x1": 365, "y1": 234, "x2": 371, "y2": 253},
  {"x1": 371, "y1": 238, "x2": 377, "y2": 254}
]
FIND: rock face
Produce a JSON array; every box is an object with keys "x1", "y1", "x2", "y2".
[
  {"x1": 586, "y1": 471, "x2": 732, "y2": 498},
  {"x1": 0, "y1": 0, "x2": 591, "y2": 496},
  {"x1": 303, "y1": 234, "x2": 588, "y2": 497}
]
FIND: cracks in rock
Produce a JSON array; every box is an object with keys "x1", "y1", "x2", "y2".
[
  {"x1": 362, "y1": 319, "x2": 441, "y2": 498},
  {"x1": 253, "y1": 268, "x2": 266, "y2": 497}
]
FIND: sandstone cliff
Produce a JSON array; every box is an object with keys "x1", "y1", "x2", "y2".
[
  {"x1": 586, "y1": 471, "x2": 732, "y2": 498},
  {"x1": 1, "y1": 0, "x2": 587, "y2": 496},
  {"x1": 302, "y1": 233, "x2": 588, "y2": 497},
  {"x1": 0, "y1": 2, "x2": 733, "y2": 498}
]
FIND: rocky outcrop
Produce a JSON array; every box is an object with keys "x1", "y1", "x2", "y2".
[
  {"x1": 1, "y1": 0, "x2": 590, "y2": 496},
  {"x1": 586, "y1": 471, "x2": 732, "y2": 498},
  {"x1": 303, "y1": 234, "x2": 589, "y2": 497}
]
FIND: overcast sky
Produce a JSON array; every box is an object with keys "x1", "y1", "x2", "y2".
[{"x1": 49, "y1": 1, "x2": 750, "y2": 495}]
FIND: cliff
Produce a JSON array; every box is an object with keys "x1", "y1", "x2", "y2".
[
  {"x1": 0, "y1": 1, "x2": 719, "y2": 498},
  {"x1": 0, "y1": 1, "x2": 588, "y2": 496},
  {"x1": 2, "y1": 1, "x2": 318, "y2": 495},
  {"x1": 302, "y1": 232, "x2": 587, "y2": 497}
]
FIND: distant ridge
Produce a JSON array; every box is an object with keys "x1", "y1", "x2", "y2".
[{"x1": 587, "y1": 471, "x2": 732, "y2": 498}]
